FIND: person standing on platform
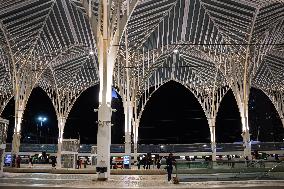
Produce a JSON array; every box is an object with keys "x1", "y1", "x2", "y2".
[
  {"x1": 137, "y1": 158, "x2": 141, "y2": 170},
  {"x1": 16, "y1": 156, "x2": 21, "y2": 168},
  {"x1": 76, "y1": 159, "x2": 80, "y2": 169},
  {"x1": 84, "y1": 159, "x2": 87, "y2": 168},
  {"x1": 146, "y1": 155, "x2": 151, "y2": 169},
  {"x1": 166, "y1": 153, "x2": 176, "y2": 182},
  {"x1": 12, "y1": 155, "x2": 16, "y2": 167},
  {"x1": 142, "y1": 156, "x2": 146, "y2": 169},
  {"x1": 28, "y1": 157, "x2": 33, "y2": 168},
  {"x1": 157, "y1": 157, "x2": 161, "y2": 169},
  {"x1": 51, "y1": 156, "x2": 57, "y2": 168},
  {"x1": 79, "y1": 159, "x2": 82, "y2": 169}
]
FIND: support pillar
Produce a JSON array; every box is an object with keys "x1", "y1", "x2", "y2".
[
  {"x1": 124, "y1": 101, "x2": 133, "y2": 168},
  {"x1": 124, "y1": 6, "x2": 132, "y2": 168},
  {"x1": 84, "y1": 0, "x2": 126, "y2": 180},
  {"x1": 97, "y1": 104, "x2": 112, "y2": 180},
  {"x1": 241, "y1": 116, "x2": 252, "y2": 160},
  {"x1": 96, "y1": 0, "x2": 114, "y2": 179},
  {"x1": 0, "y1": 118, "x2": 8, "y2": 177},
  {"x1": 208, "y1": 118, "x2": 216, "y2": 162},
  {"x1": 133, "y1": 119, "x2": 139, "y2": 164},
  {"x1": 57, "y1": 117, "x2": 66, "y2": 168},
  {"x1": 210, "y1": 131, "x2": 216, "y2": 162},
  {"x1": 11, "y1": 108, "x2": 24, "y2": 158},
  {"x1": 233, "y1": 83, "x2": 251, "y2": 160}
]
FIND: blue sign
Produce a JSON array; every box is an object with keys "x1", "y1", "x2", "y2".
[
  {"x1": 4, "y1": 154, "x2": 12, "y2": 164},
  {"x1": 123, "y1": 156, "x2": 129, "y2": 165},
  {"x1": 112, "y1": 89, "x2": 118, "y2": 99}
]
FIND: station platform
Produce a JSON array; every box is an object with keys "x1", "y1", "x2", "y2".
[
  {"x1": 1, "y1": 173, "x2": 284, "y2": 189},
  {"x1": 3, "y1": 163, "x2": 284, "y2": 175}
]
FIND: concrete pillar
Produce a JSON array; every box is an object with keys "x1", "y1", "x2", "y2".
[
  {"x1": 241, "y1": 116, "x2": 252, "y2": 159},
  {"x1": 124, "y1": 6, "x2": 132, "y2": 168},
  {"x1": 0, "y1": 118, "x2": 8, "y2": 177},
  {"x1": 235, "y1": 88, "x2": 251, "y2": 160},
  {"x1": 0, "y1": 145, "x2": 5, "y2": 177},
  {"x1": 133, "y1": 142, "x2": 138, "y2": 164},
  {"x1": 97, "y1": 104, "x2": 112, "y2": 180},
  {"x1": 11, "y1": 133, "x2": 21, "y2": 156},
  {"x1": 208, "y1": 118, "x2": 216, "y2": 162},
  {"x1": 11, "y1": 108, "x2": 24, "y2": 157},
  {"x1": 210, "y1": 130, "x2": 216, "y2": 162},
  {"x1": 96, "y1": 0, "x2": 114, "y2": 178},
  {"x1": 57, "y1": 117, "x2": 66, "y2": 168},
  {"x1": 57, "y1": 141, "x2": 62, "y2": 168},
  {"x1": 133, "y1": 119, "x2": 139, "y2": 164},
  {"x1": 124, "y1": 101, "x2": 133, "y2": 168}
]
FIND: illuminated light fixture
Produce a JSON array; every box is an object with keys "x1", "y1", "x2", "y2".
[
  {"x1": 38, "y1": 116, "x2": 47, "y2": 122},
  {"x1": 38, "y1": 116, "x2": 47, "y2": 126},
  {"x1": 89, "y1": 50, "x2": 94, "y2": 55}
]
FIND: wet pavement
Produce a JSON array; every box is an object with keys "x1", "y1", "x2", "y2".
[{"x1": 1, "y1": 173, "x2": 284, "y2": 189}]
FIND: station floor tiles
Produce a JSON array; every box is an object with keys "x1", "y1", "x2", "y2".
[{"x1": 1, "y1": 173, "x2": 284, "y2": 189}]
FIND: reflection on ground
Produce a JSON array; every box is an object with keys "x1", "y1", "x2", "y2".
[{"x1": 1, "y1": 173, "x2": 284, "y2": 188}]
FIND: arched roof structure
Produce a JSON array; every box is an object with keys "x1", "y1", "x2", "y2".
[{"x1": 0, "y1": 0, "x2": 283, "y2": 110}]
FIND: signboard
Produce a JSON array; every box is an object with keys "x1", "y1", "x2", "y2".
[
  {"x1": 123, "y1": 156, "x2": 129, "y2": 165},
  {"x1": 4, "y1": 154, "x2": 12, "y2": 165}
]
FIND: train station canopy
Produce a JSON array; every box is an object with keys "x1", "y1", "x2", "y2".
[{"x1": 0, "y1": 0, "x2": 284, "y2": 113}]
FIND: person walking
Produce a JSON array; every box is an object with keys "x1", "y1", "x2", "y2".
[
  {"x1": 28, "y1": 157, "x2": 33, "y2": 168},
  {"x1": 166, "y1": 153, "x2": 176, "y2": 182},
  {"x1": 51, "y1": 156, "x2": 57, "y2": 168}
]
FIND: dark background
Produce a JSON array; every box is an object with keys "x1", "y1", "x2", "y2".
[{"x1": 1, "y1": 80, "x2": 283, "y2": 144}]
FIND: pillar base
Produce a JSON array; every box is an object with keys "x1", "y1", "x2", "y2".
[
  {"x1": 125, "y1": 132, "x2": 132, "y2": 169},
  {"x1": 56, "y1": 154, "x2": 62, "y2": 169},
  {"x1": 97, "y1": 120, "x2": 111, "y2": 180},
  {"x1": 56, "y1": 160, "x2": 62, "y2": 169},
  {"x1": 56, "y1": 156, "x2": 61, "y2": 168},
  {"x1": 57, "y1": 142, "x2": 62, "y2": 169},
  {"x1": 92, "y1": 177, "x2": 108, "y2": 181},
  {"x1": 97, "y1": 177, "x2": 108, "y2": 181},
  {"x1": 96, "y1": 166, "x2": 109, "y2": 180},
  {"x1": 244, "y1": 147, "x2": 252, "y2": 160},
  {"x1": 211, "y1": 161, "x2": 218, "y2": 169}
]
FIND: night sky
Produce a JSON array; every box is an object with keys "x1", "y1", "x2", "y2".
[{"x1": 1, "y1": 81, "x2": 284, "y2": 144}]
